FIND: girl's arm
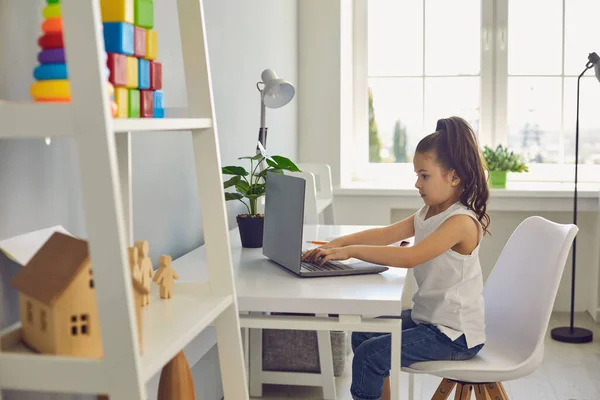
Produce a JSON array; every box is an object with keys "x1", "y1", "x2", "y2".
[
  {"x1": 316, "y1": 215, "x2": 477, "y2": 268},
  {"x1": 329, "y1": 215, "x2": 415, "y2": 247}
]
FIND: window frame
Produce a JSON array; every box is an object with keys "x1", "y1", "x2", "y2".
[{"x1": 350, "y1": 0, "x2": 600, "y2": 185}]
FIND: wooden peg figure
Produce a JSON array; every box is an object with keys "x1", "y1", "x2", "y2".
[
  {"x1": 153, "y1": 255, "x2": 179, "y2": 299},
  {"x1": 135, "y1": 240, "x2": 153, "y2": 306},
  {"x1": 128, "y1": 246, "x2": 142, "y2": 283}
]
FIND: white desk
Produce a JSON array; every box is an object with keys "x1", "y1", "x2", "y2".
[{"x1": 176, "y1": 224, "x2": 408, "y2": 400}]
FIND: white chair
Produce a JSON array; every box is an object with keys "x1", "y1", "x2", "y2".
[
  {"x1": 402, "y1": 216, "x2": 578, "y2": 400},
  {"x1": 287, "y1": 163, "x2": 336, "y2": 225}
]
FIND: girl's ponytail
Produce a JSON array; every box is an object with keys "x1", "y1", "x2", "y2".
[{"x1": 417, "y1": 117, "x2": 491, "y2": 235}]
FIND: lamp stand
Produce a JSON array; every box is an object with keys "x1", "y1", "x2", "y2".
[{"x1": 550, "y1": 62, "x2": 594, "y2": 344}]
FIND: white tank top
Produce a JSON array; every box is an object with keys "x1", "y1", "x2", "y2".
[{"x1": 411, "y1": 202, "x2": 486, "y2": 349}]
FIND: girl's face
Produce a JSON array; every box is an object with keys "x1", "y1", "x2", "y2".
[{"x1": 413, "y1": 151, "x2": 461, "y2": 207}]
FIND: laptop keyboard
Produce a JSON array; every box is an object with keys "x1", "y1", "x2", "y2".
[{"x1": 300, "y1": 260, "x2": 353, "y2": 272}]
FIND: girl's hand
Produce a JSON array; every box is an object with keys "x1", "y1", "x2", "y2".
[{"x1": 302, "y1": 246, "x2": 352, "y2": 265}]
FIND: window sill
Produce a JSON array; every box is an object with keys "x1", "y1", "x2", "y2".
[
  {"x1": 336, "y1": 180, "x2": 600, "y2": 199},
  {"x1": 334, "y1": 179, "x2": 600, "y2": 214}
]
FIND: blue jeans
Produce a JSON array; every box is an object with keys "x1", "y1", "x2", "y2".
[{"x1": 350, "y1": 309, "x2": 483, "y2": 400}]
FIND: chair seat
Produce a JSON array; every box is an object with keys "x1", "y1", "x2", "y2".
[{"x1": 402, "y1": 342, "x2": 542, "y2": 383}]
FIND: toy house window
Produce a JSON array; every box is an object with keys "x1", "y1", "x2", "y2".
[
  {"x1": 70, "y1": 314, "x2": 90, "y2": 336},
  {"x1": 89, "y1": 268, "x2": 94, "y2": 289},
  {"x1": 40, "y1": 310, "x2": 47, "y2": 331},
  {"x1": 26, "y1": 302, "x2": 33, "y2": 324}
]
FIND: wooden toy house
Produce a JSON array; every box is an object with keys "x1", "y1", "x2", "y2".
[{"x1": 10, "y1": 232, "x2": 103, "y2": 358}]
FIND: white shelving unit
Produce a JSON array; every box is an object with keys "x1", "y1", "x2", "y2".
[{"x1": 0, "y1": 0, "x2": 249, "y2": 399}]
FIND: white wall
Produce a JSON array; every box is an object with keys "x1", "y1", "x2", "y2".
[{"x1": 0, "y1": 0, "x2": 298, "y2": 399}]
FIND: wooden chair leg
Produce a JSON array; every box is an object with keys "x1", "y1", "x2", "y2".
[
  {"x1": 473, "y1": 384, "x2": 488, "y2": 400},
  {"x1": 484, "y1": 382, "x2": 509, "y2": 400},
  {"x1": 498, "y1": 382, "x2": 509, "y2": 399},
  {"x1": 432, "y1": 378, "x2": 457, "y2": 400},
  {"x1": 454, "y1": 384, "x2": 472, "y2": 400}
]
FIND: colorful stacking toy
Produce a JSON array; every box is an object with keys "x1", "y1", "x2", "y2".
[
  {"x1": 100, "y1": 0, "x2": 164, "y2": 118},
  {"x1": 31, "y1": 0, "x2": 117, "y2": 117}
]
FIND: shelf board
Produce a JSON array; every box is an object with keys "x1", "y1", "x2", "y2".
[
  {"x1": 0, "y1": 101, "x2": 212, "y2": 137},
  {"x1": 112, "y1": 117, "x2": 212, "y2": 133},
  {"x1": 0, "y1": 101, "x2": 73, "y2": 139},
  {"x1": 0, "y1": 324, "x2": 106, "y2": 393},
  {"x1": 140, "y1": 282, "x2": 232, "y2": 380},
  {"x1": 0, "y1": 282, "x2": 232, "y2": 392}
]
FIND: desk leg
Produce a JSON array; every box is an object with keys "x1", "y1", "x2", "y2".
[
  {"x1": 248, "y1": 313, "x2": 264, "y2": 397},
  {"x1": 316, "y1": 314, "x2": 337, "y2": 399},
  {"x1": 390, "y1": 321, "x2": 402, "y2": 400}
]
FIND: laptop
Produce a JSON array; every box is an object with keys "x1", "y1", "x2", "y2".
[{"x1": 262, "y1": 172, "x2": 389, "y2": 277}]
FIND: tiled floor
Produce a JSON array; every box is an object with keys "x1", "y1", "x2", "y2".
[{"x1": 251, "y1": 312, "x2": 600, "y2": 400}]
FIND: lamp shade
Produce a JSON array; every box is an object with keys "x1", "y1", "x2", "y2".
[
  {"x1": 260, "y1": 69, "x2": 295, "y2": 108},
  {"x1": 589, "y1": 52, "x2": 600, "y2": 82}
]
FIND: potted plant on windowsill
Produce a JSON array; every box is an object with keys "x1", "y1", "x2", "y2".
[
  {"x1": 483, "y1": 144, "x2": 529, "y2": 188},
  {"x1": 222, "y1": 143, "x2": 301, "y2": 248}
]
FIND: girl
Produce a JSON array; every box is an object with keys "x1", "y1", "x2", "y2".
[{"x1": 302, "y1": 116, "x2": 490, "y2": 400}]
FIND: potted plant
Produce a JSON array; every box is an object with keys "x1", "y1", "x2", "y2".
[
  {"x1": 482, "y1": 144, "x2": 529, "y2": 188},
  {"x1": 222, "y1": 144, "x2": 301, "y2": 248}
]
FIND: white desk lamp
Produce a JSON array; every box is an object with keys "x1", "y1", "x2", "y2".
[{"x1": 256, "y1": 69, "x2": 295, "y2": 153}]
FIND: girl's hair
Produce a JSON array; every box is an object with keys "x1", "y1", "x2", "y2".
[{"x1": 415, "y1": 116, "x2": 491, "y2": 235}]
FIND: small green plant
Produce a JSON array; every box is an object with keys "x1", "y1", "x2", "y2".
[
  {"x1": 482, "y1": 145, "x2": 529, "y2": 173},
  {"x1": 222, "y1": 143, "x2": 300, "y2": 216}
]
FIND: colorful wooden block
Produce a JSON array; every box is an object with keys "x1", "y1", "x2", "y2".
[
  {"x1": 125, "y1": 56, "x2": 138, "y2": 88},
  {"x1": 103, "y1": 22, "x2": 134, "y2": 56},
  {"x1": 34, "y1": 64, "x2": 68, "y2": 80},
  {"x1": 107, "y1": 53, "x2": 127, "y2": 87},
  {"x1": 153, "y1": 90, "x2": 164, "y2": 118},
  {"x1": 138, "y1": 59, "x2": 150, "y2": 90},
  {"x1": 38, "y1": 48, "x2": 66, "y2": 64},
  {"x1": 134, "y1": 26, "x2": 146, "y2": 58},
  {"x1": 38, "y1": 32, "x2": 63, "y2": 49},
  {"x1": 128, "y1": 89, "x2": 140, "y2": 117},
  {"x1": 42, "y1": 4, "x2": 61, "y2": 19},
  {"x1": 140, "y1": 90, "x2": 154, "y2": 118},
  {"x1": 145, "y1": 29, "x2": 157, "y2": 60},
  {"x1": 115, "y1": 87, "x2": 129, "y2": 118},
  {"x1": 41, "y1": 18, "x2": 62, "y2": 34},
  {"x1": 149, "y1": 61, "x2": 162, "y2": 90},
  {"x1": 30, "y1": 80, "x2": 70, "y2": 102},
  {"x1": 100, "y1": 0, "x2": 134, "y2": 24},
  {"x1": 134, "y1": 0, "x2": 154, "y2": 29},
  {"x1": 46, "y1": 0, "x2": 60, "y2": 4}
]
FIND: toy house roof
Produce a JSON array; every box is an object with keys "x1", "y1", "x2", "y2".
[{"x1": 11, "y1": 232, "x2": 90, "y2": 306}]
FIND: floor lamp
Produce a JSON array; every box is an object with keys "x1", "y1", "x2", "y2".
[
  {"x1": 255, "y1": 69, "x2": 295, "y2": 154},
  {"x1": 551, "y1": 52, "x2": 600, "y2": 344}
]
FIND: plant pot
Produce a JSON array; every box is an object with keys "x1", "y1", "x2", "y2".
[
  {"x1": 489, "y1": 170, "x2": 507, "y2": 188},
  {"x1": 236, "y1": 214, "x2": 264, "y2": 248}
]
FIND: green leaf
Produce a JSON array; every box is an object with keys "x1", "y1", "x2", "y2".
[
  {"x1": 225, "y1": 192, "x2": 243, "y2": 201},
  {"x1": 222, "y1": 166, "x2": 248, "y2": 176},
  {"x1": 235, "y1": 180, "x2": 250, "y2": 195},
  {"x1": 223, "y1": 176, "x2": 240, "y2": 189},
  {"x1": 257, "y1": 168, "x2": 283, "y2": 179},
  {"x1": 266, "y1": 156, "x2": 301, "y2": 172},
  {"x1": 247, "y1": 183, "x2": 266, "y2": 196},
  {"x1": 238, "y1": 154, "x2": 263, "y2": 161}
]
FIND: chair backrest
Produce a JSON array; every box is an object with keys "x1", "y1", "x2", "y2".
[
  {"x1": 285, "y1": 170, "x2": 319, "y2": 224},
  {"x1": 483, "y1": 216, "x2": 578, "y2": 361}
]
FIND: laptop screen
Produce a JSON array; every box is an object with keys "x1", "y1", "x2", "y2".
[{"x1": 262, "y1": 172, "x2": 305, "y2": 273}]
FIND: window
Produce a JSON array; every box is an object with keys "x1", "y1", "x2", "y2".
[
  {"x1": 353, "y1": 0, "x2": 600, "y2": 183},
  {"x1": 70, "y1": 314, "x2": 90, "y2": 336}
]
